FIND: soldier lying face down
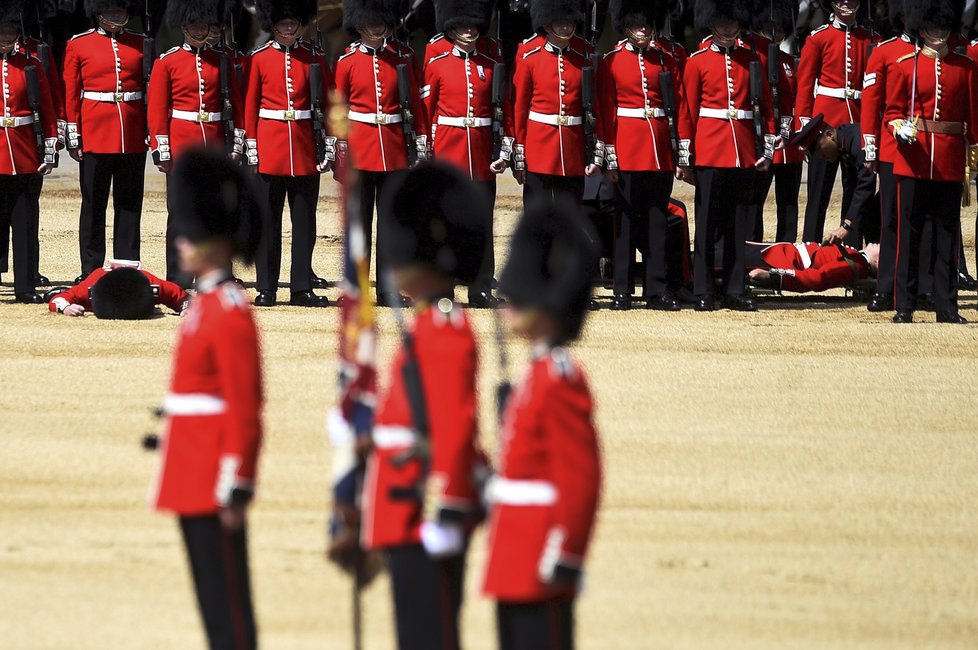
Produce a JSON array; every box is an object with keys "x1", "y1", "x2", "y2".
[{"x1": 47, "y1": 260, "x2": 189, "y2": 317}]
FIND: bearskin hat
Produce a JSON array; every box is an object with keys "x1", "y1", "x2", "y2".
[
  {"x1": 342, "y1": 0, "x2": 399, "y2": 30},
  {"x1": 254, "y1": 0, "x2": 317, "y2": 30},
  {"x1": 498, "y1": 196, "x2": 599, "y2": 343},
  {"x1": 752, "y1": 0, "x2": 796, "y2": 34},
  {"x1": 817, "y1": 0, "x2": 873, "y2": 22},
  {"x1": 0, "y1": 0, "x2": 23, "y2": 27},
  {"x1": 83, "y1": 0, "x2": 139, "y2": 20},
  {"x1": 165, "y1": 0, "x2": 223, "y2": 27},
  {"x1": 904, "y1": 0, "x2": 962, "y2": 32},
  {"x1": 886, "y1": 0, "x2": 906, "y2": 30},
  {"x1": 529, "y1": 0, "x2": 586, "y2": 32},
  {"x1": 611, "y1": 0, "x2": 658, "y2": 33},
  {"x1": 170, "y1": 148, "x2": 263, "y2": 265},
  {"x1": 435, "y1": 0, "x2": 493, "y2": 34},
  {"x1": 694, "y1": 0, "x2": 752, "y2": 33},
  {"x1": 91, "y1": 268, "x2": 155, "y2": 320},
  {"x1": 24, "y1": 0, "x2": 58, "y2": 21},
  {"x1": 378, "y1": 162, "x2": 489, "y2": 285}
]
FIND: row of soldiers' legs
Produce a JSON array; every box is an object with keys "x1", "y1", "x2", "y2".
[
  {"x1": 613, "y1": 170, "x2": 674, "y2": 299},
  {"x1": 752, "y1": 162, "x2": 803, "y2": 243},
  {"x1": 694, "y1": 167, "x2": 753, "y2": 298},
  {"x1": 254, "y1": 174, "x2": 319, "y2": 295},
  {"x1": 388, "y1": 543, "x2": 466, "y2": 650},
  {"x1": 78, "y1": 152, "x2": 145, "y2": 275},
  {"x1": 470, "y1": 181, "x2": 497, "y2": 300},
  {"x1": 0, "y1": 175, "x2": 41, "y2": 294}
]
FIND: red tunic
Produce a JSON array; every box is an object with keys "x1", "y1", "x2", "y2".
[
  {"x1": 422, "y1": 47, "x2": 500, "y2": 181},
  {"x1": 794, "y1": 19, "x2": 875, "y2": 129},
  {"x1": 513, "y1": 41, "x2": 590, "y2": 176},
  {"x1": 596, "y1": 41, "x2": 686, "y2": 172},
  {"x1": 859, "y1": 34, "x2": 916, "y2": 164},
  {"x1": 48, "y1": 266, "x2": 187, "y2": 313},
  {"x1": 885, "y1": 50, "x2": 978, "y2": 182},
  {"x1": 423, "y1": 33, "x2": 502, "y2": 72},
  {"x1": 62, "y1": 28, "x2": 148, "y2": 154},
  {"x1": 153, "y1": 277, "x2": 263, "y2": 515},
  {"x1": 244, "y1": 39, "x2": 332, "y2": 177},
  {"x1": 483, "y1": 347, "x2": 601, "y2": 603},
  {"x1": 334, "y1": 42, "x2": 428, "y2": 173},
  {"x1": 753, "y1": 241, "x2": 871, "y2": 292},
  {"x1": 0, "y1": 45, "x2": 58, "y2": 175},
  {"x1": 679, "y1": 41, "x2": 776, "y2": 169},
  {"x1": 361, "y1": 303, "x2": 483, "y2": 549},
  {"x1": 23, "y1": 37, "x2": 65, "y2": 123},
  {"x1": 771, "y1": 48, "x2": 804, "y2": 165}
]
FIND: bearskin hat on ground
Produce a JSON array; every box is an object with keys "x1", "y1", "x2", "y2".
[
  {"x1": 435, "y1": 0, "x2": 493, "y2": 34},
  {"x1": 342, "y1": 0, "x2": 399, "y2": 30},
  {"x1": 255, "y1": 0, "x2": 317, "y2": 30},
  {"x1": 170, "y1": 148, "x2": 264, "y2": 265},
  {"x1": 165, "y1": 0, "x2": 223, "y2": 27},
  {"x1": 378, "y1": 161, "x2": 489, "y2": 285},
  {"x1": 91, "y1": 268, "x2": 155, "y2": 320},
  {"x1": 529, "y1": 0, "x2": 586, "y2": 32},
  {"x1": 498, "y1": 196, "x2": 599, "y2": 343},
  {"x1": 83, "y1": 0, "x2": 139, "y2": 20},
  {"x1": 904, "y1": 0, "x2": 962, "y2": 32},
  {"x1": 694, "y1": 0, "x2": 752, "y2": 33}
]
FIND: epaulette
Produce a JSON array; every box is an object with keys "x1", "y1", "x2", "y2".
[
  {"x1": 249, "y1": 40, "x2": 273, "y2": 56},
  {"x1": 337, "y1": 48, "x2": 356, "y2": 61},
  {"x1": 877, "y1": 36, "x2": 896, "y2": 47},
  {"x1": 972, "y1": 38, "x2": 978, "y2": 47},
  {"x1": 810, "y1": 24, "x2": 829, "y2": 36},
  {"x1": 522, "y1": 46, "x2": 542, "y2": 59},
  {"x1": 895, "y1": 52, "x2": 916, "y2": 63},
  {"x1": 603, "y1": 43, "x2": 624, "y2": 58},
  {"x1": 689, "y1": 47, "x2": 708, "y2": 58},
  {"x1": 218, "y1": 283, "x2": 247, "y2": 310},
  {"x1": 427, "y1": 51, "x2": 450, "y2": 66},
  {"x1": 159, "y1": 46, "x2": 180, "y2": 59},
  {"x1": 521, "y1": 34, "x2": 540, "y2": 45},
  {"x1": 428, "y1": 33, "x2": 445, "y2": 44},
  {"x1": 70, "y1": 28, "x2": 95, "y2": 40}
]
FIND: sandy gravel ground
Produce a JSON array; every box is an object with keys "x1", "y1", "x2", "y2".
[{"x1": 1, "y1": 166, "x2": 977, "y2": 649}]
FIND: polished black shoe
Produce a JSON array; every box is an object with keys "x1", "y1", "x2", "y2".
[
  {"x1": 468, "y1": 291, "x2": 502, "y2": 308},
  {"x1": 290, "y1": 290, "x2": 330, "y2": 308},
  {"x1": 15, "y1": 291, "x2": 44, "y2": 304},
  {"x1": 34, "y1": 274, "x2": 50, "y2": 286},
  {"x1": 866, "y1": 292, "x2": 893, "y2": 312},
  {"x1": 647, "y1": 294, "x2": 681, "y2": 311},
  {"x1": 73, "y1": 272, "x2": 89, "y2": 285},
  {"x1": 694, "y1": 295, "x2": 715, "y2": 311},
  {"x1": 892, "y1": 310, "x2": 913, "y2": 323},
  {"x1": 588, "y1": 298, "x2": 600, "y2": 311},
  {"x1": 310, "y1": 274, "x2": 329, "y2": 289},
  {"x1": 722, "y1": 294, "x2": 758, "y2": 312},
  {"x1": 254, "y1": 291, "x2": 277, "y2": 307},
  {"x1": 936, "y1": 310, "x2": 968, "y2": 324},
  {"x1": 377, "y1": 293, "x2": 410, "y2": 308},
  {"x1": 958, "y1": 272, "x2": 978, "y2": 292},
  {"x1": 610, "y1": 294, "x2": 631, "y2": 311}
]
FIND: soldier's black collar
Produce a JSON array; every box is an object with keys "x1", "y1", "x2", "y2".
[
  {"x1": 624, "y1": 41, "x2": 650, "y2": 53},
  {"x1": 544, "y1": 40, "x2": 570, "y2": 54},
  {"x1": 451, "y1": 45, "x2": 477, "y2": 59},
  {"x1": 181, "y1": 42, "x2": 207, "y2": 54},
  {"x1": 358, "y1": 41, "x2": 385, "y2": 55},
  {"x1": 271, "y1": 38, "x2": 302, "y2": 52},
  {"x1": 710, "y1": 41, "x2": 737, "y2": 54},
  {"x1": 830, "y1": 15, "x2": 858, "y2": 30}
]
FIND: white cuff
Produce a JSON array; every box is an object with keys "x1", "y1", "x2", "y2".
[
  {"x1": 43, "y1": 138, "x2": 57, "y2": 164},
  {"x1": 324, "y1": 135, "x2": 337, "y2": 162},
  {"x1": 420, "y1": 521, "x2": 464, "y2": 558},
  {"x1": 500, "y1": 135, "x2": 514, "y2": 162},
  {"x1": 863, "y1": 134, "x2": 877, "y2": 161},
  {"x1": 245, "y1": 139, "x2": 258, "y2": 166},
  {"x1": 779, "y1": 116, "x2": 793, "y2": 140},
  {"x1": 763, "y1": 134, "x2": 776, "y2": 160},
  {"x1": 53, "y1": 297, "x2": 70, "y2": 313},
  {"x1": 537, "y1": 526, "x2": 566, "y2": 583},
  {"x1": 678, "y1": 139, "x2": 691, "y2": 167},
  {"x1": 66, "y1": 122, "x2": 80, "y2": 150},
  {"x1": 233, "y1": 128, "x2": 245, "y2": 156},
  {"x1": 154, "y1": 135, "x2": 170, "y2": 161},
  {"x1": 214, "y1": 454, "x2": 241, "y2": 507},
  {"x1": 513, "y1": 143, "x2": 526, "y2": 171},
  {"x1": 604, "y1": 143, "x2": 618, "y2": 170}
]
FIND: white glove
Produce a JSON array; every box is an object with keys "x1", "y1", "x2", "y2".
[{"x1": 420, "y1": 520, "x2": 464, "y2": 558}]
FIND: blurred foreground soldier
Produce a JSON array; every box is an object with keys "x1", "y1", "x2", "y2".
[
  {"x1": 63, "y1": 0, "x2": 148, "y2": 283},
  {"x1": 746, "y1": 241, "x2": 879, "y2": 292},
  {"x1": 148, "y1": 0, "x2": 241, "y2": 286},
  {"x1": 680, "y1": 0, "x2": 775, "y2": 311},
  {"x1": 597, "y1": 0, "x2": 686, "y2": 311},
  {"x1": 150, "y1": 150, "x2": 264, "y2": 650},
  {"x1": 423, "y1": 0, "x2": 507, "y2": 308},
  {"x1": 335, "y1": 0, "x2": 429, "y2": 307},
  {"x1": 885, "y1": 0, "x2": 975, "y2": 324},
  {"x1": 246, "y1": 0, "x2": 333, "y2": 308},
  {"x1": 0, "y1": 0, "x2": 57, "y2": 304},
  {"x1": 361, "y1": 162, "x2": 489, "y2": 650},
  {"x1": 790, "y1": 113, "x2": 877, "y2": 245},
  {"x1": 48, "y1": 260, "x2": 189, "y2": 316},
  {"x1": 485, "y1": 196, "x2": 602, "y2": 650}
]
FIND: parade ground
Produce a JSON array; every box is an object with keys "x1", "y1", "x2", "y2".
[{"x1": 1, "y1": 169, "x2": 977, "y2": 649}]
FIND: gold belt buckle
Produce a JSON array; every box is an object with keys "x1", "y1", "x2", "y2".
[
  {"x1": 197, "y1": 111, "x2": 209, "y2": 123},
  {"x1": 114, "y1": 92, "x2": 124, "y2": 102},
  {"x1": 727, "y1": 109, "x2": 738, "y2": 119},
  {"x1": 1, "y1": 117, "x2": 14, "y2": 127},
  {"x1": 645, "y1": 107, "x2": 656, "y2": 118},
  {"x1": 374, "y1": 113, "x2": 388, "y2": 124},
  {"x1": 845, "y1": 89, "x2": 855, "y2": 99},
  {"x1": 463, "y1": 117, "x2": 476, "y2": 127},
  {"x1": 284, "y1": 109, "x2": 296, "y2": 121},
  {"x1": 557, "y1": 115, "x2": 569, "y2": 126}
]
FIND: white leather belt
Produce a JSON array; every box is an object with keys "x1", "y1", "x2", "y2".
[
  {"x1": 528, "y1": 111, "x2": 583, "y2": 126},
  {"x1": 372, "y1": 425, "x2": 417, "y2": 449},
  {"x1": 794, "y1": 243, "x2": 813, "y2": 269},
  {"x1": 816, "y1": 85, "x2": 861, "y2": 100},
  {"x1": 348, "y1": 110, "x2": 403, "y2": 125},
  {"x1": 436, "y1": 115, "x2": 492, "y2": 127},
  {"x1": 699, "y1": 107, "x2": 753, "y2": 120},
  {"x1": 486, "y1": 477, "x2": 557, "y2": 506},
  {"x1": 164, "y1": 393, "x2": 227, "y2": 416},
  {"x1": 82, "y1": 91, "x2": 144, "y2": 102},
  {"x1": 617, "y1": 106, "x2": 666, "y2": 119},
  {"x1": 259, "y1": 108, "x2": 312, "y2": 121},
  {"x1": 172, "y1": 109, "x2": 225, "y2": 123},
  {"x1": 0, "y1": 115, "x2": 35, "y2": 127}
]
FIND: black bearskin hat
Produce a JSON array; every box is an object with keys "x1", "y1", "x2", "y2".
[
  {"x1": 498, "y1": 196, "x2": 599, "y2": 343},
  {"x1": 91, "y1": 268, "x2": 155, "y2": 320},
  {"x1": 904, "y1": 0, "x2": 962, "y2": 32},
  {"x1": 611, "y1": 0, "x2": 657, "y2": 33},
  {"x1": 886, "y1": 0, "x2": 906, "y2": 30},
  {"x1": 378, "y1": 162, "x2": 489, "y2": 285},
  {"x1": 83, "y1": 0, "x2": 139, "y2": 20},
  {"x1": 0, "y1": 0, "x2": 22, "y2": 27},
  {"x1": 342, "y1": 0, "x2": 399, "y2": 30},
  {"x1": 254, "y1": 0, "x2": 317, "y2": 30},
  {"x1": 435, "y1": 0, "x2": 493, "y2": 34},
  {"x1": 529, "y1": 0, "x2": 586, "y2": 31},
  {"x1": 752, "y1": 0, "x2": 797, "y2": 34},
  {"x1": 694, "y1": 0, "x2": 751, "y2": 33},
  {"x1": 170, "y1": 148, "x2": 263, "y2": 265},
  {"x1": 165, "y1": 0, "x2": 223, "y2": 27},
  {"x1": 24, "y1": 0, "x2": 58, "y2": 21}
]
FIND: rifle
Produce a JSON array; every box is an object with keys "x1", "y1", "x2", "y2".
[
  {"x1": 491, "y1": 62, "x2": 506, "y2": 161},
  {"x1": 24, "y1": 65, "x2": 47, "y2": 166},
  {"x1": 396, "y1": 63, "x2": 418, "y2": 166},
  {"x1": 582, "y1": 64, "x2": 597, "y2": 168},
  {"x1": 659, "y1": 68, "x2": 680, "y2": 165},
  {"x1": 749, "y1": 60, "x2": 765, "y2": 160},
  {"x1": 142, "y1": 0, "x2": 154, "y2": 104},
  {"x1": 33, "y1": 2, "x2": 51, "y2": 75},
  {"x1": 768, "y1": 42, "x2": 781, "y2": 127},
  {"x1": 492, "y1": 307, "x2": 512, "y2": 424},
  {"x1": 310, "y1": 62, "x2": 328, "y2": 168},
  {"x1": 219, "y1": 52, "x2": 235, "y2": 156}
]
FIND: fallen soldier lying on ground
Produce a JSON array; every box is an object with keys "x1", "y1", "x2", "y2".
[
  {"x1": 746, "y1": 242, "x2": 879, "y2": 293},
  {"x1": 47, "y1": 260, "x2": 189, "y2": 317}
]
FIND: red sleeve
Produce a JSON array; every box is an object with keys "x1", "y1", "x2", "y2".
[
  {"x1": 231, "y1": 55, "x2": 246, "y2": 134},
  {"x1": 794, "y1": 35, "x2": 820, "y2": 127},
  {"x1": 679, "y1": 57, "x2": 700, "y2": 147},
  {"x1": 334, "y1": 55, "x2": 351, "y2": 118},
  {"x1": 779, "y1": 259, "x2": 860, "y2": 292},
  {"x1": 595, "y1": 55, "x2": 615, "y2": 146},
  {"x1": 35, "y1": 58, "x2": 57, "y2": 139},
  {"x1": 62, "y1": 41, "x2": 81, "y2": 126},
  {"x1": 884, "y1": 62, "x2": 908, "y2": 139},
  {"x1": 860, "y1": 47, "x2": 885, "y2": 148},
  {"x1": 146, "y1": 56, "x2": 171, "y2": 152},
  {"x1": 44, "y1": 53, "x2": 65, "y2": 122},
  {"x1": 513, "y1": 55, "x2": 532, "y2": 145},
  {"x1": 244, "y1": 53, "x2": 261, "y2": 141},
  {"x1": 318, "y1": 52, "x2": 333, "y2": 135},
  {"x1": 142, "y1": 270, "x2": 188, "y2": 312},
  {"x1": 968, "y1": 59, "x2": 978, "y2": 147},
  {"x1": 48, "y1": 283, "x2": 87, "y2": 312},
  {"x1": 408, "y1": 61, "x2": 428, "y2": 143},
  {"x1": 422, "y1": 62, "x2": 439, "y2": 140}
]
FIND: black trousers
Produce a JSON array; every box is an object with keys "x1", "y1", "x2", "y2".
[
  {"x1": 0, "y1": 175, "x2": 39, "y2": 293},
  {"x1": 523, "y1": 172, "x2": 584, "y2": 205},
  {"x1": 693, "y1": 167, "x2": 755, "y2": 297},
  {"x1": 164, "y1": 175, "x2": 192, "y2": 288},
  {"x1": 497, "y1": 599, "x2": 575, "y2": 650},
  {"x1": 78, "y1": 152, "x2": 145, "y2": 275},
  {"x1": 876, "y1": 162, "x2": 898, "y2": 296},
  {"x1": 802, "y1": 154, "x2": 857, "y2": 243},
  {"x1": 470, "y1": 180, "x2": 497, "y2": 297},
  {"x1": 614, "y1": 170, "x2": 673, "y2": 297},
  {"x1": 179, "y1": 515, "x2": 256, "y2": 650},
  {"x1": 357, "y1": 170, "x2": 394, "y2": 294},
  {"x1": 752, "y1": 162, "x2": 802, "y2": 242},
  {"x1": 387, "y1": 543, "x2": 467, "y2": 650},
  {"x1": 895, "y1": 177, "x2": 961, "y2": 313},
  {"x1": 255, "y1": 173, "x2": 319, "y2": 294},
  {"x1": 1, "y1": 174, "x2": 44, "y2": 276}
]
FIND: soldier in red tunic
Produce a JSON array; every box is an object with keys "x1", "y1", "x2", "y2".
[
  {"x1": 747, "y1": 240, "x2": 879, "y2": 292},
  {"x1": 48, "y1": 259, "x2": 189, "y2": 316},
  {"x1": 485, "y1": 195, "x2": 602, "y2": 650},
  {"x1": 885, "y1": 0, "x2": 976, "y2": 323},
  {"x1": 597, "y1": 0, "x2": 686, "y2": 311},
  {"x1": 422, "y1": 0, "x2": 508, "y2": 308},
  {"x1": 0, "y1": 0, "x2": 57, "y2": 304},
  {"x1": 360, "y1": 162, "x2": 488, "y2": 650},
  {"x1": 63, "y1": 0, "x2": 148, "y2": 283},
  {"x1": 245, "y1": 0, "x2": 333, "y2": 308},
  {"x1": 795, "y1": 0, "x2": 876, "y2": 243},
  {"x1": 151, "y1": 149, "x2": 264, "y2": 650}
]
